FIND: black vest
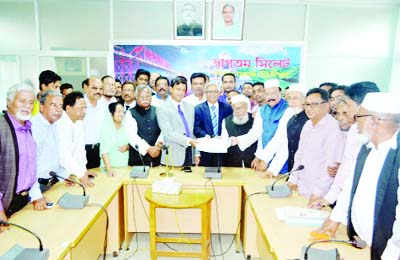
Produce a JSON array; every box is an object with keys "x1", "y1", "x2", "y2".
[
  {"x1": 128, "y1": 106, "x2": 161, "y2": 166},
  {"x1": 286, "y1": 111, "x2": 308, "y2": 171},
  {"x1": 347, "y1": 132, "x2": 400, "y2": 260},
  {"x1": 223, "y1": 113, "x2": 256, "y2": 167}
]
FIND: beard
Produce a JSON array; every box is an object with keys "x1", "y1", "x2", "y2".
[
  {"x1": 233, "y1": 113, "x2": 249, "y2": 125},
  {"x1": 16, "y1": 110, "x2": 32, "y2": 121}
]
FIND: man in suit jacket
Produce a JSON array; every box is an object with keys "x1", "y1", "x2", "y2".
[
  {"x1": 156, "y1": 76, "x2": 197, "y2": 166},
  {"x1": 194, "y1": 82, "x2": 233, "y2": 166}
]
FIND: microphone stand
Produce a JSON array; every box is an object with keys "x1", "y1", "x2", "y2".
[
  {"x1": 50, "y1": 171, "x2": 89, "y2": 209},
  {"x1": 265, "y1": 165, "x2": 304, "y2": 198},
  {"x1": 160, "y1": 145, "x2": 173, "y2": 177},
  {"x1": 130, "y1": 145, "x2": 150, "y2": 178},
  {"x1": 0, "y1": 221, "x2": 49, "y2": 260},
  {"x1": 303, "y1": 238, "x2": 366, "y2": 260},
  {"x1": 205, "y1": 153, "x2": 222, "y2": 179}
]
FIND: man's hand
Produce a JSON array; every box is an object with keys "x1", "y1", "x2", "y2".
[
  {"x1": 327, "y1": 162, "x2": 341, "y2": 177},
  {"x1": 0, "y1": 210, "x2": 10, "y2": 234},
  {"x1": 147, "y1": 146, "x2": 161, "y2": 158},
  {"x1": 251, "y1": 158, "x2": 260, "y2": 170},
  {"x1": 33, "y1": 197, "x2": 47, "y2": 210},
  {"x1": 307, "y1": 194, "x2": 321, "y2": 207},
  {"x1": 287, "y1": 182, "x2": 298, "y2": 191},
  {"x1": 189, "y1": 139, "x2": 199, "y2": 148},
  {"x1": 259, "y1": 169, "x2": 274, "y2": 178},
  {"x1": 313, "y1": 218, "x2": 340, "y2": 240},
  {"x1": 258, "y1": 160, "x2": 268, "y2": 172},
  {"x1": 79, "y1": 172, "x2": 97, "y2": 187},
  {"x1": 230, "y1": 137, "x2": 239, "y2": 146},
  {"x1": 309, "y1": 197, "x2": 329, "y2": 209},
  {"x1": 118, "y1": 144, "x2": 130, "y2": 153},
  {"x1": 195, "y1": 156, "x2": 201, "y2": 166}
]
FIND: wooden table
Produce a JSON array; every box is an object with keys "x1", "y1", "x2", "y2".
[
  {"x1": 0, "y1": 171, "x2": 124, "y2": 260},
  {"x1": 242, "y1": 181, "x2": 370, "y2": 260}
]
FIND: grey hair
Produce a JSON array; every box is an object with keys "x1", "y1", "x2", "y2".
[
  {"x1": 7, "y1": 83, "x2": 35, "y2": 102},
  {"x1": 204, "y1": 82, "x2": 220, "y2": 92},
  {"x1": 39, "y1": 90, "x2": 63, "y2": 105},
  {"x1": 135, "y1": 84, "x2": 152, "y2": 97},
  {"x1": 336, "y1": 96, "x2": 351, "y2": 106}
]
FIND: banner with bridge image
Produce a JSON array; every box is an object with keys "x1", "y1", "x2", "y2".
[{"x1": 113, "y1": 42, "x2": 303, "y2": 91}]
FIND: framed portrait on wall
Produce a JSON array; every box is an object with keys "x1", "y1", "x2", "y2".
[
  {"x1": 174, "y1": 0, "x2": 205, "y2": 39},
  {"x1": 212, "y1": 0, "x2": 245, "y2": 40}
]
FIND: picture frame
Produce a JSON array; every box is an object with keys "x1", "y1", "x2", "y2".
[
  {"x1": 212, "y1": 0, "x2": 245, "y2": 40},
  {"x1": 174, "y1": 0, "x2": 206, "y2": 40}
]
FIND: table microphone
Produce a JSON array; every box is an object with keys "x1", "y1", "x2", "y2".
[
  {"x1": 160, "y1": 144, "x2": 173, "y2": 177},
  {"x1": 302, "y1": 237, "x2": 367, "y2": 260},
  {"x1": 265, "y1": 165, "x2": 304, "y2": 198},
  {"x1": 130, "y1": 145, "x2": 149, "y2": 178},
  {"x1": 49, "y1": 171, "x2": 89, "y2": 209},
  {"x1": 0, "y1": 220, "x2": 49, "y2": 259}
]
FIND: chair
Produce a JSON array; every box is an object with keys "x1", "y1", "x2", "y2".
[{"x1": 145, "y1": 188, "x2": 214, "y2": 260}]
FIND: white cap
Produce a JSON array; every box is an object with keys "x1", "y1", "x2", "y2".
[
  {"x1": 361, "y1": 92, "x2": 400, "y2": 114},
  {"x1": 231, "y1": 94, "x2": 250, "y2": 108},
  {"x1": 286, "y1": 83, "x2": 306, "y2": 95},
  {"x1": 264, "y1": 79, "x2": 280, "y2": 89}
]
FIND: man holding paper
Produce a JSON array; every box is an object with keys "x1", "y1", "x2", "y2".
[{"x1": 194, "y1": 82, "x2": 232, "y2": 166}]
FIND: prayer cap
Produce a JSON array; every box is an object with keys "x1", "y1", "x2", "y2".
[
  {"x1": 361, "y1": 92, "x2": 400, "y2": 114},
  {"x1": 264, "y1": 79, "x2": 280, "y2": 89}
]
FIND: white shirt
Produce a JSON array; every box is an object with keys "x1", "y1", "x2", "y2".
[
  {"x1": 56, "y1": 112, "x2": 87, "y2": 178},
  {"x1": 83, "y1": 96, "x2": 107, "y2": 145},
  {"x1": 330, "y1": 131, "x2": 398, "y2": 246},
  {"x1": 183, "y1": 94, "x2": 206, "y2": 107},
  {"x1": 323, "y1": 124, "x2": 362, "y2": 203},
  {"x1": 29, "y1": 113, "x2": 66, "y2": 201},
  {"x1": 237, "y1": 109, "x2": 263, "y2": 152},
  {"x1": 123, "y1": 101, "x2": 136, "y2": 112},
  {"x1": 151, "y1": 95, "x2": 168, "y2": 108},
  {"x1": 124, "y1": 108, "x2": 162, "y2": 156},
  {"x1": 255, "y1": 108, "x2": 296, "y2": 175}
]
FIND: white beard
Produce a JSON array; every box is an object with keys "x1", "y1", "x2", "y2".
[
  {"x1": 16, "y1": 111, "x2": 32, "y2": 121},
  {"x1": 354, "y1": 132, "x2": 370, "y2": 145},
  {"x1": 233, "y1": 113, "x2": 249, "y2": 125}
]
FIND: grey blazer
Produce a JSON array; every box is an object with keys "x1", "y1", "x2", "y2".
[{"x1": 156, "y1": 99, "x2": 195, "y2": 166}]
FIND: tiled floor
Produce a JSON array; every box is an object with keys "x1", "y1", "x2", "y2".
[{"x1": 101, "y1": 233, "x2": 247, "y2": 260}]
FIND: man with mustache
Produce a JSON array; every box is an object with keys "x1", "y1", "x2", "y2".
[
  {"x1": 231, "y1": 79, "x2": 288, "y2": 172},
  {"x1": 287, "y1": 88, "x2": 344, "y2": 204},
  {"x1": 120, "y1": 81, "x2": 136, "y2": 113},
  {"x1": 251, "y1": 82, "x2": 267, "y2": 116},
  {"x1": 29, "y1": 90, "x2": 65, "y2": 210},
  {"x1": 151, "y1": 76, "x2": 170, "y2": 107},
  {"x1": 82, "y1": 77, "x2": 107, "y2": 169},
  {"x1": 0, "y1": 83, "x2": 38, "y2": 231},
  {"x1": 125, "y1": 85, "x2": 163, "y2": 167},
  {"x1": 100, "y1": 75, "x2": 117, "y2": 105},
  {"x1": 183, "y1": 72, "x2": 207, "y2": 107},
  {"x1": 221, "y1": 94, "x2": 256, "y2": 167},
  {"x1": 218, "y1": 73, "x2": 236, "y2": 103}
]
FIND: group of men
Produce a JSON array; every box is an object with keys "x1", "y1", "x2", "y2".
[{"x1": 1, "y1": 68, "x2": 400, "y2": 260}]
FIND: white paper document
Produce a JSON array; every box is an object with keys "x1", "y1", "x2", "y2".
[
  {"x1": 276, "y1": 206, "x2": 330, "y2": 226},
  {"x1": 196, "y1": 136, "x2": 230, "y2": 153}
]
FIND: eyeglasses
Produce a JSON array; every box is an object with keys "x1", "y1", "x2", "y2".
[
  {"x1": 353, "y1": 114, "x2": 373, "y2": 120},
  {"x1": 303, "y1": 101, "x2": 327, "y2": 109}
]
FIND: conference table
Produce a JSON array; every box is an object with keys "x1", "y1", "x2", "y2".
[{"x1": 0, "y1": 166, "x2": 370, "y2": 260}]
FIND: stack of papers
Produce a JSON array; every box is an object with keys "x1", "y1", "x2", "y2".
[
  {"x1": 196, "y1": 136, "x2": 230, "y2": 153},
  {"x1": 276, "y1": 206, "x2": 329, "y2": 226}
]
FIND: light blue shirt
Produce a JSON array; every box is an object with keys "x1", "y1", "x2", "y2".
[{"x1": 29, "y1": 113, "x2": 66, "y2": 200}]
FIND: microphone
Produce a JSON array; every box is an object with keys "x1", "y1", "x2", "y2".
[
  {"x1": 265, "y1": 165, "x2": 304, "y2": 198},
  {"x1": 49, "y1": 171, "x2": 89, "y2": 209},
  {"x1": 0, "y1": 220, "x2": 49, "y2": 259},
  {"x1": 303, "y1": 238, "x2": 367, "y2": 260},
  {"x1": 50, "y1": 171, "x2": 86, "y2": 196},
  {"x1": 130, "y1": 145, "x2": 150, "y2": 179}
]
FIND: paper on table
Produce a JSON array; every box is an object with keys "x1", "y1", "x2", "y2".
[
  {"x1": 196, "y1": 136, "x2": 230, "y2": 153},
  {"x1": 276, "y1": 206, "x2": 330, "y2": 226}
]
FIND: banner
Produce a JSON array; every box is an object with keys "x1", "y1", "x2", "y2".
[{"x1": 114, "y1": 42, "x2": 303, "y2": 91}]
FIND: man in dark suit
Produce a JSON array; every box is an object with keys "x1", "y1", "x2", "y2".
[
  {"x1": 194, "y1": 82, "x2": 233, "y2": 166},
  {"x1": 156, "y1": 76, "x2": 197, "y2": 166}
]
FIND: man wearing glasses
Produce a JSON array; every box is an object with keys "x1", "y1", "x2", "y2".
[
  {"x1": 287, "y1": 88, "x2": 345, "y2": 206},
  {"x1": 194, "y1": 82, "x2": 232, "y2": 166}
]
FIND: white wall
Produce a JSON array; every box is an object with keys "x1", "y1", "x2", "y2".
[{"x1": 0, "y1": 0, "x2": 399, "y2": 110}]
